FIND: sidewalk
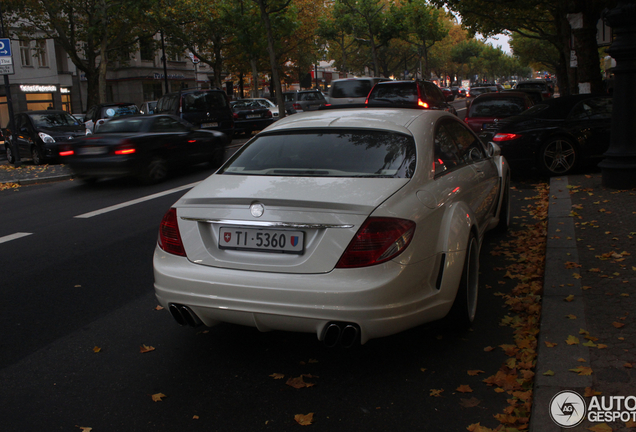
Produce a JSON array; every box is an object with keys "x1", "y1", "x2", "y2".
[
  {"x1": 531, "y1": 173, "x2": 635, "y2": 432},
  {"x1": 0, "y1": 158, "x2": 73, "y2": 186}
]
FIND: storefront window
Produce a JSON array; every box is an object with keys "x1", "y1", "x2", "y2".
[
  {"x1": 26, "y1": 93, "x2": 53, "y2": 111},
  {"x1": 0, "y1": 96, "x2": 8, "y2": 128},
  {"x1": 61, "y1": 94, "x2": 71, "y2": 112}
]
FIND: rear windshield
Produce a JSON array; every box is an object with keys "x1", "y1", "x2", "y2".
[
  {"x1": 469, "y1": 97, "x2": 527, "y2": 117},
  {"x1": 220, "y1": 130, "x2": 416, "y2": 178},
  {"x1": 97, "y1": 118, "x2": 145, "y2": 133},
  {"x1": 101, "y1": 105, "x2": 139, "y2": 118},
  {"x1": 331, "y1": 80, "x2": 374, "y2": 98},
  {"x1": 31, "y1": 113, "x2": 82, "y2": 128},
  {"x1": 516, "y1": 82, "x2": 547, "y2": 90},
  {"x1": 469, "y1": 88, "x2": 490, "y2": 96},
  {"x1": 367, "y1": 83, "x2": 417, "y2": 105},
  {"x1": 183, "y1": 91, "x2": 228, "y2": 112}
]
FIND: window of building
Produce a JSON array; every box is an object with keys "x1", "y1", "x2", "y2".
[
  {"x1": 26, "y1": 93, "x2": 54, "y2": 111},
  {"x1": 143, "y1": 82, "x2": 163, "y2": 101},
  {"x1": 20, "y1": 41, "x2": 32, "y2": 67},
  {"x1": 36, "y1": 40, "x2": 48, "y2": 67},
  {"x1": 139, "y1": 37, "x2": 155, "y2": 62},
  {"x1": 61, "y1": 94, "x2": 72, "y2": 112}
]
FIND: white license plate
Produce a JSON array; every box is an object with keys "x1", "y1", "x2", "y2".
[
  {"x1": 202, "y1": 122, "x2": 219, "y2": 128},
  {"x1": 219, "y1": 227, "x2": 304, "y2": 254},
  {"x1": 77, "y1": 146, "x2": 107, "y2": 155},
  {"x1": 246, "y1": 114, "x2": 261, "y2": 119}
]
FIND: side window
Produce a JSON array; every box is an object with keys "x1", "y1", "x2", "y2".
[
  {"x1": 446, "y1": 121, "x2": 486, "y2": 163},
  {"x1": 423, "y1": 82, "x2": 444, "y2": 106},
  {"x1": 152, "y1": 117, "x2": 189, "y2": 132},
  {"x1": 433, "y1": 123, "x2": 462, "y2": 176},
  {"x1": 569, "y1": 97, "x2": 612, "y2": 121}
]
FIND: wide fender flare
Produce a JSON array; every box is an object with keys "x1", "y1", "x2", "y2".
[{"x1": 493, "y1": 154, "x2": 511, "y2": 220}]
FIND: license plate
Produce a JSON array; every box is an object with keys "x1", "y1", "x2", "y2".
[
  {"x1": 246, "y1": 114, "x2": 261, "y2": 119},
  {"x1": 202, "y1": 122, "x2": 218, "y2": 128},
  {"x1": 77, "y1": 146, "x2": 107, "y2": 155},
  {"x1": 219, "y1": 227, "x2": 304, "y2": 254}
]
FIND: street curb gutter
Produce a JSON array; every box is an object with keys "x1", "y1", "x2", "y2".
[
  {"x1": 0, "y1": 174, "x2": 74, "y2": 186},
  {"x1": 529, "y1": 176, "x2": 592, "y2": 431}
]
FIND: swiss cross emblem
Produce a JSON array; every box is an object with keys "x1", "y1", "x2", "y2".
[{"x1": 224, "y1": 232, "x2": 232, "y2": 243}]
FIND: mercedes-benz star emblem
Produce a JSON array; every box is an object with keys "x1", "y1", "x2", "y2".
[{"x1": 250, "y1": 203, "x2": 265, "y2": 218}]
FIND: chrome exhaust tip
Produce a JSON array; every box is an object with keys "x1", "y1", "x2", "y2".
[
  {"x1": 168, "y1": 303, "x2": 203, "y2": 327},
  {"x1": 340, "y1": 324, "x2": 360, "y2": 348},
  {"x1": 322, "y1": 323, "x2": 342, "y2": 348}
]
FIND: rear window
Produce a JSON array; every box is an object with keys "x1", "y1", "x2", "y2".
[
  {"x1": 97, "y1": 118, "x2": 145, "y2": 133},
  {"x1": 182, "y1": 91, "x2": 228, "y2": 113},
  {"x1": 101, "y1": 105, "x2": 139, "y2": 118},
  {"x1": 331, "y1": 80, "x2": 374, "y2": 98},
  {"x1": 298, "y1": 92, "x2": 324, "y2": 101},
  {"x1": 367, "y1": 83, "x2": 418, "y2": 105},
  {"x1": 516, "y1": 82, "x2": 546, "y2": 90},
  {"x1": 469, "y1": 97, "x2": 527, "y2": 117},
  {"x1": 220, "y1": 130, "x2": 416, "y2": 178},
  {"x1": 469, "y1": 88, "x2": 490, "y2": 97}
]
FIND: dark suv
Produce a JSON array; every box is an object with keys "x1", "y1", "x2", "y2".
[
  {"x1": 155, "y1": 89, "x2": 234, "y2": 138},
  {"x1": 365, "y1": 80, "x2": 457, "y2": 115},
  {"x1": 283, "y1": 90, "x2": 327, "y2": 114}
]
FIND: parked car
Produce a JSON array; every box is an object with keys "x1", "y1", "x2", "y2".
[
  {"x1": 139, "y1": 101, "x2": 158, "y2": 115},
  {"x1": 481, "y1": 94, "x2": 612, "y2": 175},
  {"x1": 464, "y1": 91, "x2": 534, "y2": 133},
  {"x1": 72, "y1": 113, "x2": 86, "y2": 123},
  {"x1": 155, "y1": 89, "x2": 234, "y2": 138},
  {"x1": 84, "y1": 102, "x2": 140, "y2": 133},
  {"x1": 328, "y1": 77, "x2": 391, "y2": 106},
  {"x1": 466, "y1": 86, "x2": 492, "y2": 100},
  {"x1": 64, "y1": 114, "x2": 228, "y2": 184},
  {"x1": 235, "y1": 98, "x2": 280, "y2": 119},
  {"x1": 503, "y1": 88, "x2": 549, "y2": 105},
  {"x1": 440, "y1": 87, "x2": 455, "y2": 102},
  {"x1": 230, "y1": 100, "x2": 275, "y2": 136},
  {"x1": 515, "y1": 79, "x2": 554, "y2": 99},
  {"x1": 450, "y1": 86, "x2": 466, "y2": 98},
  {"x1": 2, "y1": 110, "x2": 90, "y2": 165},
  {"x1": 283, "y1": 90, "x2": 327, "y2": 114},
  {"x1": 365, "y1": 80, "x2": 458, "y2": 116},
  {"x1": 153, "y1": 108, "x2": 510, "y2": 346}
]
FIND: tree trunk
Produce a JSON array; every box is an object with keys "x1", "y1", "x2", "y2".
[{"x1": 250, "y1": 58, "x2": 259, "y2": 98}]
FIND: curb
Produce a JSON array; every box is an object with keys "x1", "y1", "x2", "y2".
[
  {"x1": 529, "y1": 176, "x2": 591, "y2": 431},
  {"x1": 0, "y1": 174, "x2": 74, "y2": 186}
]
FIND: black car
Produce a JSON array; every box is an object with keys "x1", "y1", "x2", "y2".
[
  {"x1": 64, "y1": 114, "x2": 229, "y2": 184},
  {"x1": 365, "y1": 80, "x2": 458, "y2": 115},
  {"x1": 230, "y1": 100, "x2": 275, "y2": 135},
  {"x1": 84, "y1": 102, "x2": 140, "y2": 133},
  {"x1": 155, "y1": 89, "x2": 235, "y2": 138},
  {"x1": 515, "y1": 79, "x2": 554, "y2": 99},
  {"x1": 3, "y1": 110, "x2": 89, "y2": 165},
  {"x1": 482, "y1": 94, "x2": 612, "y2": 175}
]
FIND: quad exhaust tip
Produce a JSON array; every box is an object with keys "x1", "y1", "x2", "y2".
[
  {"x1": 169, "y1": 303, "x2": 203, "y2": 327},
  {"x1": 323, "y1": 322, "x2": 360, "y2": 348}
]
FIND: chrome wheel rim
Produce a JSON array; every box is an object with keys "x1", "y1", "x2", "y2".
[{"x1": 543, "y1": 139, "x2": 576, "y2": 174}]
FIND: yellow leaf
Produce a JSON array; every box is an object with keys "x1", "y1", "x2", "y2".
[
  {"x1": 597, "y1": 344, "x2": 608, "y2": 349},
  {"x1": 140, "y1": 344, "x2": 155, "y2": 353},
  {"x1": 566, "y1": 335, "x2": 580, "y2": 345},
  {"x1": 569, "y1": 366, "x2": 593, "y2": 375},
  {"x1": 583, "y1": 340, "x2": 597, "y2": 347},
  {"x1": 155, "y1": 305, "x2": 164, "y2": 310},
  {"x1": 429, "y1": 388, "x2": 444, "y2": 397},
  {"x1": 286, "y1": 375, "x2": 315, "y2": 389},
  {"x1": 613, "y1": 322, "x2": 625, "y2": 328},
  {"x1": 564, "y1": 295, "x2": 575, "y2": 302},
  {"x1": 92, "y1": 346, "x2": 101, "y2": 353},
  {"x1": 578, "y1": 358, "x2": 586, "y2": 362},
  {"x1": 76, "y1": 428, "x2": 92, "y2": 432},
  {"x1": 193, "y1": 415, "x2": 199, "y2": 419},
  {"x1": 152, "y1": 393, "x2": 166, "y2": 402},
  {"x1": 294, "y1": 413, "x2": 314, "y2": 426},
  {"x1": 269, "y1": 373, "x2": 285, "y2": 379},
  {"x1": 494, "y1": 387, "x2": 506, "y2": 392},
  {"x1": 565, "y1": 314, "x2": 577, "y2": 319},
  {"x1": 545, "y1": 341, "x2": 558, "y2": 348},
  {"x1": 483, "y1": 346, "x2": 494, "y2": 352},
  {"x1": 543, "y1": 370, "x2": 555, "y2": 376},
  {"x1": 467, "y1": 370, "x2": 485, "y2": 376},
  {"x1": 572, "y1": 273, "x2": 582, "y2": 279},
  {"x1": 456, "y1": 385, "x2": 473, "y2": 393}
]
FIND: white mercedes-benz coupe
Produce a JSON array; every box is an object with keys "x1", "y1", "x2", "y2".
[{"x1": 153, "y1": 108, "x2": 510, "y2": 346}]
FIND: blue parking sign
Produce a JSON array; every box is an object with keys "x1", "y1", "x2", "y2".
[{"x1": 0, "y1": 38, "x2": 11, "y2": 57}]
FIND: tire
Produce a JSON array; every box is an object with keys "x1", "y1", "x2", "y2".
[
  {"x1": 448, "y1": 233, "x2": 480, "y2": 328},
  {"x1": 495, "y1": 176, "x2": 511, "y2": 233},
  {"x1": 5, "y1": 141, "x2": 15, "y2": 164},
  {"x1": 139, "y1": 155, "x2": 168, "y2": 184},
  {"x1": 31, "y1": 146, "x2": 43, "y2": 165},
  {"x1": 539, "y1": 137, "x2": 577, "y2": 175}
]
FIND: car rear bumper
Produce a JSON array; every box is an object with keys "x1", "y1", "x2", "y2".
[
  {"x1": 153, "y1": 247, "x2": 465, "y2": 344},
  {"x1": 68, "y1": 155, "x2": 142, "y2": 178}
]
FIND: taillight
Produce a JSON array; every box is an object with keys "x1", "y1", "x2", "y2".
[
  {"x1": 158, "y1": 208, "x2": 186, "y2": 257},
  {"x1": 233, "y1": 112, "x2": 239, "y2": 120},
  {"x1": 265, "y1": 110, "x2": 272, "y2": 118},
  {"x1": 336, "y1": 218, "x2": 415, "y2": 268},
  {"x1": 293, "y1": 103, "x2": 302, "y2": 111},
  {"x1": 417, "y1": 99, "x2": 429, "y2": 108},
  {"x1": 59, "y1": 150, "x2": 74, "y2": 156},
  {"x1": 113, "y1": 139, "x2": 136, "y2": 155},
  {"x1": 493, "y1": 133, "x2": 522, "y2": 142}
]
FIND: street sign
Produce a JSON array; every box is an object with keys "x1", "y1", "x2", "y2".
[{"x1": 0, "y1": 38, "x2": 15, "y2": 75}]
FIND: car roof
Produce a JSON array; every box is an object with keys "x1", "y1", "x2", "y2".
[
  {"x1": 24, "y1": 110, "x2": 70, "y2": 115},
  {"x1": 473, "y1": 91, "x2": 529, "y2": 100},
  {"x1": 525, "y1": 94, "x2": 609, "y2": 118},
  {"x1": 260, "y1": 108, "x2": 449, "y2": 135}
]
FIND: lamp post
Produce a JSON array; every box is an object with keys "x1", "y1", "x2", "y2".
[{"x1": 598, "y1": 0, "x2": 636, "y2": 189}]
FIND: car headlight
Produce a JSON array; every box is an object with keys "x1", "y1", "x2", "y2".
[{"x1": 38, "y1": 132, "x2": 56, "y2": 144}]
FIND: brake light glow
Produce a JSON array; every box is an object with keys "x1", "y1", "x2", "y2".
[
  {"x1": 115, "y1": 148, "x2": 136, "y2": 155},
  {"x1": 59, "y1": 150, "x2": 74, "y2": 156},
  {"x1": 114, "y1": 139, "x2": 136, "y2": 155},
  {"x1": 336, "y1": 218, "x2": 416, "y2": 268},
  {"x1": 418, "y1": 99, "x2": 429, "y2": 108},
  {"x1": 158, "y1": 208, "x2": 186, "y2": 257},
  {"x1": 493, "y1": 133, "x2": 522, "y2": 142}
]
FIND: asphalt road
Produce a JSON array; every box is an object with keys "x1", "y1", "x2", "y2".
[{"x1": 0, "y1": 111, "x2": 544, "y2": 432}]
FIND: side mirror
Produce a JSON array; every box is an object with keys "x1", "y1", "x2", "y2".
[{"x1": 488, "y1": 142, "x2": 501, "y2": 157}]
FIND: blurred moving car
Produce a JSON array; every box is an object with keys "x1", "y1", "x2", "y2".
[
  {"x1": 440, "y1": 87, "x2": 455, "y2": 102},
  {"x1": 84, "y1": 102, "x2": 140, "y2": 133},
  {"x1": 515, "y1": 79, "x2": 554, "y2": 99},
  {"x1": 482, "y1": 94, "x2": 612, "y2": 175},
  {"x1": 3, "y1": 110, "x2": 90, "y2": 165},
  {"x1": 230, "y1": 100, "x2": 275, "y2": 136},
  {"x1": 235, "y1": 98, "x2": 280, "y2": 119},
  {"x1": 155, "y1": 89, "x2": 235, "y2": 138},
  {"x1": 139, "y1": 101, "x2": 158, "y2": 115},
  {"x1": 451, "y1": 86, "x2": 466, "y2": 98},
  {"x1": 283, "y1": 90, "x2": 327, "y2": 114},
  {"x1": 464, "y1": 91, "x2": 534, "y2": 133},
  {"x1": 65, "y1": 114, "x2": 228, "y2": 184},
  {"x1": 328, "y1": 77, "x2": 390, "y2": 106},
  {"x1": 153, "y1": 108, "x2": 511, "y2": 346},
  {"x1": 365, "y1": 80, "x2": 458, "y2": 115}
]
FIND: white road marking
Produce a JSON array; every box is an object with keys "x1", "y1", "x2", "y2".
[
  {"x1": 0, "y1": 232, "x2": 33, "y2": 244},
  {"x1": 74, "y1": 182, "x2": 200, "y2": 219}
]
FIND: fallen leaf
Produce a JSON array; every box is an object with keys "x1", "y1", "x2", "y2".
[
  {"x1": 483, "y1": 346, "x2": 494, "y2": 352},
  {"x1": 286, "y1": 375, "x2": 315, "y2": 389},
  {"x1": 565, "y1": 314, "x2": 577, "y2": 319},
  {"x1": 456, "y1": 385, "x2": 473, "y2": 393},
  {"x1": 597, "y1": 344, "x2": 608, "y2": 349},
  {"x1": 569, "y1": 366, "x2": 593, "y2": 376},
  {"x1": 269, "y1": 373, "x2": 285, "y2": 379},
  {"x1": 76, "y1": 428, "x2": 92, "y2": 432},
  {"x1": 152, "y1": 393, "x2": 166, "y2": 402},
  {"x1": 626, "y1": 419, "x2": 636, "y2": 428},
  {"x1": 566, "y1": 335, "x2": 580, "y2": 345},
  {"x1": 545, "y1": 341, "x2": 558, "y2": 348},
  {"x1": 294, "y1": 413, "x2": 314, "y2": 426},
  {"x1": 140, "y1": 344, "x2": 155, "y2": 353},
  {"x1": 583, "y1": 340, "x2": 597, "y2": 348},
  {"x1": 193, "y1": 415, "x2": 199, "y2": 419},
  {"x1": 613, "y1": 322, "x2": 626, "y2": 328},
  {"x1": 543, "y1": 370, "x2": 555, "y2": 376},
  {"x1": 624, "y1": 363, "x2": 634, "y2": 369},
  {"x1": 429, "y1": 388, "x2": 444, "y2": 397},
  {"x1": 460, "y1": 397, "x2": 481, "y2": 408},
  {"x1": 467, "y1": 370, "x2": 485, "y2": 376},
  {"x1": 155, "y1": 305, "x2": 164, "y2": 310},
  {"x1": 93, "y1": 346, "x2": 101, "y2": 353},
  {"x1": 564, "y1": 295, "x2": 575, "y2": 302}
]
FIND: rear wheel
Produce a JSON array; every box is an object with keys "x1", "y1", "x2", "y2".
[
  {"x1": 448, "y1": 233, "x2": 479, "y2": 328},
  {"x1": 5, "y1": 141, "x2": 15, "y2": 164},
  {"x1": 539, "y1": 137, "x2": 577, "y2": 175},
  {"x1": 139, "y1": 155, "x2": 168, "y2": 184}
]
